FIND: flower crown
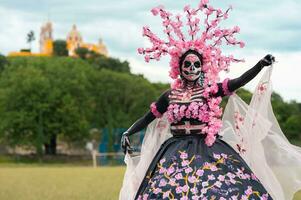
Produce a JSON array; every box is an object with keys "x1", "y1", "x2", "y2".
[{"x1": 138, "y1": 0, "x2": 245, "y2": 89}]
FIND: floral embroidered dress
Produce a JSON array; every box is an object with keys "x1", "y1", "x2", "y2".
[
  {"x1": 119, "y1": 0, "x2": 301, "y2": 199},
  {"x1": 132, "y1": 74, "x2": 273, "y2": 199}
]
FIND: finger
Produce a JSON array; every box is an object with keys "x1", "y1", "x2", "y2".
[
  {"x1": 127, "y1": 145, "x2": 134, "y2": 154},
  {"x1": 125, "y1": 137, "x2": 131, "y2": 146},
  {"x1": 128, "y1": 148, "x2": 133, "y2": 154},
  {"x1": 262, "y1": 58, "x2": 269, "y2": 64}
]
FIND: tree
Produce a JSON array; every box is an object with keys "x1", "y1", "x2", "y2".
[
  {"x1": 0, "y1": 54, "x2": 8, "y2": 72},
  {"x1": 284, "y1": 115, "x2": 301, "y2": 144},
  {"x1": 75, "y1": 47, "x2": 89, "y2": 59},
  {"x1": 26, "y1": 30, "x2": 35, "y2": 52},
  {"x1": 88, "y1": 54, "x2": 131, "y2": 73},
  {"x1": 53, "y1": 40, "x2": 68, "y2": 56},
  {"x1": 0, "y1": 57, "x2": 94, "y2": 155}
]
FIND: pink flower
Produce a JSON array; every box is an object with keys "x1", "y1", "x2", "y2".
[
  {"x1": 215, "y1": 181, "x2": 222, "y2": 188},
  {"x1": 176, "y1": 186, "x2": 183, "y2": 193},
  {"x1": 239, "y1": 41, "x2": 245, "y2": 48},
  {"x1": 233, "y1": 25, "x2": 240, "y2": 32},
  {"x1": 184, "y1": 5, "x2": 190, "y2": 12},
  {"x1": 169, "y1": 178, "x2": 177, "y2": 186},
  {"x1": 159, "y1": 157, "x2": 166, "y2": 164},
  {"x1": 159, "y1": 179, "x2": 167, "y2": 187},
  {"x1": 207, "y1": 174, "x2": 215, "y2": 180},
  {"x1": 182, "y1": 185, "x2": 189, "y2": 192},
  {"x1": 245, "y1": 186, "x2": 253, "y2": 195},
  {"x1": 185, "y1": 167, "x2": 193, "y2": 173},
  {"x1": 181, "y1": 160, "x2": 189, "y2": 167},
  {"x1": 217, "y1": 175, "x2": 225, "y2": 181},
  {"x1": 137, "y1": 48, "x2": 144, "y2": 54},
  {"x1": 143, "y1": 194, "x2": 149, "y2": 200},
  {"x1": 261, "y1": 194, "x2": 269, "y2": 200},
  {"x1": 153, "y1": 188, "x2": 162, "y2": 194},
  {"x1": 180, "y1": 151, "x2": 188, "y2": 159},
  {"x1": 167, "y1": 166, "x2": 175, "y2": 175},
  {"x1": 144, "y1": 55, "x2": 150, "y2": 63},
  {"x1": 151, "y1": 7, "x2": 159, "y2": 16},
  {"x1": 205, "y1": 135, "x2": 216, "y2": 146},
  {"x1": 213, "y1": 153, "x2": 221, "y2": 159},
  {"x1": 201, "y1": 0, "x2": 209, "y2": 5},
  {"x1": 190, "y1": 187, "x2": 198, "y2": 194},
  {"x1": 188, "y1": 175, "x2": 197, "y2": 183},
  {"x1": 163, "y1": 191, "x2": 170, "y2": 198},
  {"x1": 196, "y1": 169, "x2": 204, "y2": 176},
  {"x1": 175, "y1": 173, "x2": 183, "y2": 180},
  {"x1": 159, "y1": 167, "x2": 166, "y2": 174}
]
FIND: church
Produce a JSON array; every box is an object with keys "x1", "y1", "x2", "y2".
[{"x1": 9, "y1": 21, "x2": 108, "y2": 57}]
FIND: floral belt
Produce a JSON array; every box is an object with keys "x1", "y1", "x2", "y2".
[
  {"x1": 170, "y1": 121, "x2": 206, "y2": 135},
  {"x1": 170, "y1": 121, "x2": 223, "y2": 139}
]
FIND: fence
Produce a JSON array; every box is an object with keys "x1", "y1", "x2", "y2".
[{"x1": 92, "y1": 128, "x2": 145, "y2": 166}]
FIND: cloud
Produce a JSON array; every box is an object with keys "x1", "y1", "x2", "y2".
[{"x1": 0, "y1": 0, "x2": 300, "y2": 101}]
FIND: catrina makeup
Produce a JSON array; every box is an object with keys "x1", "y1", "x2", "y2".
[{"x1": 181, "y1": 53, "x2": 202, "y2": 81}]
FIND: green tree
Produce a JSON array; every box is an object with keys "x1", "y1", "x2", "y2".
[
  {"x1": 75, "y1": 47, "x2": 89, "y2": 59},
  {"x1": 88, "y1": 54, "x2": 130, "y2": 73},
  {"x1": 0, "y1": 54, "x2": 8, "y2": 72},
  {"x1": 284, "y1": 115, "x2": 301, "y2": 144},
  {"x1": 53, "y1": 40, "x2": 68, "y2": 56},
  {"x1": 0, "y1": 57, "x2": 93, "y2": 155},
  {"x1": 26, "y1": 30, "x2": 35, "y2": 51}
]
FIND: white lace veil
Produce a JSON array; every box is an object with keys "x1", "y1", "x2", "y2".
[{"x1": 119, "y1": 66, "x2": 301, "y2": 200}]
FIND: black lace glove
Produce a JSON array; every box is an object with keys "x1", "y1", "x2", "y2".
[
  {"x1": 121, "y1": 131, "x2": 134, "y2": 154},
  {"x1": 260, "y1": 54, "x2": 275, "y2": 67}
]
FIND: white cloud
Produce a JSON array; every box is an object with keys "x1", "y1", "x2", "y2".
[{"x1": 0, "y1": 0, "x2": 300, "y2": 101}]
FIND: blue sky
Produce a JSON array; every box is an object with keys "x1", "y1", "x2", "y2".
[{"x1": 0, "y1": 0, "x2": 300, "y2": 101}]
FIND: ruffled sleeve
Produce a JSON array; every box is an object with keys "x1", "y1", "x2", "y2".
[
  {"x1": 150, "y1": 102, "x2": 163, "y2": 118},
  {"x1": 221, "y1": 78, "x2": 234, "y2": 96},
  {"x1": 213, "y1": 78, "x2": 234, "y2": 97}
]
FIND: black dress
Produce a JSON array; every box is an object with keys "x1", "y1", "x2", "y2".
[
  {"x1": 126, "y1": 62, "x2": 273, "y2": 200},
  {"x1": 134, "y1": 133, "x2": 272, "y2": 200}
]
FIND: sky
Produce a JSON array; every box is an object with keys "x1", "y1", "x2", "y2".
[{"x1": 0, "y1": 0, "x2": 300, "y2": 101}]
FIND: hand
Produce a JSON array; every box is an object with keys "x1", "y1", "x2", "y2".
[
  {"x1": 121, "y1": 131, "x2": 134, "y2": 154},
  {"x1": 260, "y1": 54, "x2": 275, "y2": 67}
]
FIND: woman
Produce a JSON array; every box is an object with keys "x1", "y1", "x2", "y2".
[
  {"x1": 121, "y1": 50, "x2": 275, "y2": 200},
  {"x1": 119, "y1": 1, "x2": 301, "y2": 199}
]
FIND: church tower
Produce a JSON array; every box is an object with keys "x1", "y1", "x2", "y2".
[
  {"x1": 39, "y1": 21, "x2": 53, "y2": 55},
  {"x1": 66, "y1": 25, "x2": 83, "y2": 56}
]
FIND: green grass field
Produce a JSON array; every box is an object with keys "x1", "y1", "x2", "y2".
[{"x1": 0, "y1": 165, "x2": 300, "y2": 200}]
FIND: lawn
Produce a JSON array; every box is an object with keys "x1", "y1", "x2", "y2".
[
  {"x1": 0, "y1": 165, "x2": 125, "y2": 200},
  {"x1": 0, "y1": 165, "x2": 300, "y2": 200}
]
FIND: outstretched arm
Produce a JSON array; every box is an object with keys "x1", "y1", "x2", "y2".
[
  {"x1": 214, "y1": 54, "x2": 275, "y2": 97},
  {"x1": 121, "y1": 89, "x2": 170, "y2": 153}
]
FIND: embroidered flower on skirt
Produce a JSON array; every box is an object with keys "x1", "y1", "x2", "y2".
[{"x1": 136, "y1": 141, "x2": 273, "y2": 200}]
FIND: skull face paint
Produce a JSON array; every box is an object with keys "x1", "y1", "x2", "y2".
[{"x1": 181, "y1": 53, "x2": 202, "y2": 81}]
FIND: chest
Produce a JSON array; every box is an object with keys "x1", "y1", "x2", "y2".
[
  {"x1": 168, "y1": 87, "x2": 204, "y2": 104},
  {"x1": 166, "y1": 87, "x2": 209, "y2": 123}
]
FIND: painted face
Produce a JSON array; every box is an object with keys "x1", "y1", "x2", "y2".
[{"x1": 181, "y1": 53, "x2": 202, "y2": 81}]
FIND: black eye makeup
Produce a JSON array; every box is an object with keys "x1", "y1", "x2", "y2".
[
  {"x1": 194, "y1": 61, "x2": 201, "y2": 68},
  {"x1": 184, "y1": 61, "x2": 191, "y2": 68},
  {"x1": 183, "y1": 61, "x2": 201, "y2": 68}
]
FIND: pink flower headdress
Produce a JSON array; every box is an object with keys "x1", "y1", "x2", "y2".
[{"x1": 138, "y1": 0, "x2": 245, "y2": 90}]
